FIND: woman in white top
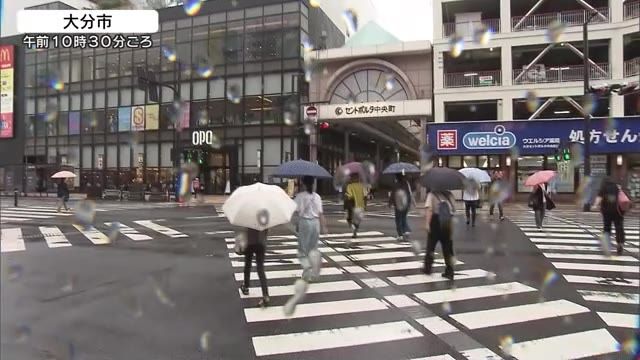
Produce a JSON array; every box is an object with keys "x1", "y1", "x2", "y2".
[
  {"x1": 293, "y1": 176, "x2": 327, "y2": 281},
  {"x1": 462, "y1": 180, "x2": 480, "y2": 227}
]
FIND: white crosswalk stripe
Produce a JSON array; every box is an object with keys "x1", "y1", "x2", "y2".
[
  {"x1": 0, "y1": 220, "x2": 190, "y2": 253},
  {"x1": 227, "y1": 229, "x2": 621, "y2": 359},
  {"x1": 1, "y1": 206, "x2": 73, "y2": 223},
  {"x1": 512, "y1": 214, "x2": 640, "y2": 335}
]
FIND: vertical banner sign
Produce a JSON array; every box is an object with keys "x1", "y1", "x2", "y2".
[
  {"x1": 0, "y1": 45, "x2": 15, "y2": 138},
  {"x1": 118, "y1": 107, "x2": 131, "y2": 132},
  {"x1": 145, "y1": 104, "x2": 159, "y2": 130},
  {"x1": 180, "y1": 102, "x2": 190, "y2": 130},
  {"x1": 131, "y1": 105, "x2": 145, "y2": 131}
]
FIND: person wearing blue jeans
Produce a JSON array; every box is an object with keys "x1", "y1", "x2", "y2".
[{"x1": 390, "y1": 173, "x2": 413, "y2": 241}]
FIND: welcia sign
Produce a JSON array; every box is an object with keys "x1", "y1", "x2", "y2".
[{"x1": 462, "y1": 125, "x2": 516, "y2": 150}]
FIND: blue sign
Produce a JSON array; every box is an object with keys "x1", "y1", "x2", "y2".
[{"x1": 428, "y1": 117, "x2": 640, "y2": 155}]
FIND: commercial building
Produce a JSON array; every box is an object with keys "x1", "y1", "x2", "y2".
[
  {"x1": 431, "y1": 0, "x2": 640, "y2": 197},
  {"x1": 0, "y1": 0, "x2": 347, "y2": 194}
]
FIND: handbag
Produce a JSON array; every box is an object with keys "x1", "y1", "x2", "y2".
[
  {"x1": 618, "y1": 189, "x2": 632, "y2": 214},
  {"x1": 545, "y1": 194, "x2": 555, "y2": 210},
  {"x1": 234, "y1": 239, "x2": 246, "y2": 255}
]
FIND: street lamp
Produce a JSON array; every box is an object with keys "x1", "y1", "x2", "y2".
[{"x1": 581, "y1": 10, "x2": 601, "y2": 212}]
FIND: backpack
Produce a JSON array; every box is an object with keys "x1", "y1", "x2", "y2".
[
  {"x1": 601, "y1": 183, "x2": 620, "y2": 214},
  {"x1": 435, "y1": 193, "x2": 453, "y2": 228}
]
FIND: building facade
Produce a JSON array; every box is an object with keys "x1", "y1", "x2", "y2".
[
  {"x1": 0, "y1": 0, "x2": 345, "y2": 194},
  {"x1": 431, "y1": 0, "x2": 640, "y2": 197}
]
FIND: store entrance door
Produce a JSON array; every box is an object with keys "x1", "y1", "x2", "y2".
[{"x1": 205, "y1": 152, "x2": 229, "y2": 195}]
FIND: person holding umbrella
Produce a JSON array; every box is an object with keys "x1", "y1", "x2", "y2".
[
  {"x1": 56, "y1": 179, "x2": 70, "y2": 212},
  {"x1": 593, "y1": 177, "x2": 629, "y2": 255},
  {"x1": 489, "y1": 170, "x2": 505, "y2": 221},
  {"x1": 293, "y1": 176, "x2": 326, "y2": 281},
  {"x1": 240, "y1": 228, "x2": 270, "y2": 307},
  {"x1": 389, "y1": 173, "x2": 414, "y2": 241},
  {"x1": 345, "y1": 174, "x2": 366, "y2": 238},
  {"x1": 462, "y1": 179, "x2": 479, "y2": 227},
  {"x1": 525, "y1": 170, "x2": 556, "y2": 229},
  {"x1": 421, "y1": 167, "x2": 464, "y2": 280}
]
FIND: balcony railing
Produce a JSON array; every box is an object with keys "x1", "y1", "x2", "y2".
[
  {"x1": 624, "y1": 58, "x2": 640, "y2": 78},
  {"x1": 443, "y1": 19, "x2": 501, "y2": 38},
  {"x1": 624, "y1": 1, "x2": 640, "y2": 20},
  {"x1": 512, "y1": 7, "x2": 610, "y2": 32},
  {"x1": 444, "y1": 70, "x2": 502, "y2": 88},
  {"x1": 512, "y1": 63, "x2": 610, "y2": 85}
]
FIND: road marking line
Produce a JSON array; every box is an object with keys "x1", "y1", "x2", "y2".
[
  {"x1": 72, "y1": 225, "x2": 111, "y2": 245},
  {"x1": 410, "y1": 354, "x2": 455, "y2": 360},
  {"x1": 207, "y1": 230, "x2": 235, "y2": 235},
  {"x1": 414, "y1": 282, "x2": 537, "y2": 304},
  {"x1": 234, "y1": 267, "x2": 343, "y2": 281},
  {"x1": 244, "y1": 297, "x2": 396, "y2": 322},
  {"x1": 134, "y1": 220, "x2": 188, "y2": 238},
  {"x1": 39, "y1": 227, "x2": 72, "y2": 248},
  {"x1": 450, "y1": 299, "x2": 588, "y2": 330},
  {"x1": 531, "y1": 238, "x2": 602, "y2": 244},
  {"x1": 0, "y1": 217, "x2": 31, "y2": 222},
  {"x1": 239, "y1": 280, "x2": 360, "y2": 298},
  {"x1": 330, "y1": 251, "x2": 416, "y2": 262},
  {"x1": 0, "y1": 212, "x2": 53, "y2": 219},
  {"x1": 578, "y1": 290, "x2": 639, "y2": 304},
  {"x1": 388, "y1": 269, "x2": 491, "y2": 286},
  {"x1": 596, "y1": 312, "x2": 639, "y2": 328},
  {"x1": 105, "y1": 223, "x2": 152, "y2": 241},
  {"x1": 268, "y1": 231, "x2": 384, "y2": 240},
  {"x1": 459, "y1": 348, "x2": 502, "y2": 360},
  {"x1": 508, "y1": 329, "x2": 620, "y2": 360},
  {"x1": 251, "y1": 320, "x2": 421, "y2": 356},
  {"x1": 564, "y1": 275, "x2": 640, "y2": 287},
  {"x1": 3, "y1": 207, "x2": 72, "y2": 214},
  {"x1": 230, "y1": 258, "x2": 328, "y2": 268},
  {"x1": 543, "y1": 253, "x2": 639, "y2": 262},
  {"x1": 1, "y1": 228, "x2": 26, "y2": 252},
  {"x1": 535, "y1": 244, "x2": 601, "y2": 251},
  {"x1": 366, "y1": 259, "x2": 457, "y2": 272},
  {"x1": 525, "y1": 232, "x2": 596, "y2": 239},
  {"x1": 552, "y1": 262, "x2": 639, "y2": 273},
  {"x1": 414, "y1": 317, "x2": 459, "y2": 335}
]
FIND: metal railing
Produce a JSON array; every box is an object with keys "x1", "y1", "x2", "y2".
[
  {"x1": 512, "y1": 63, "x2": 610, "y2": 85},
  {"x1": 443, "y1": 19, "x2": 501, "y2": 38},
  {"x1": 624, "y1": 1, "x2": 640, "y2": 20},
  {"x1": 444, "y1": 70, "x2": 502, "y2": 88},
  {"x1": 512, "y1": 7, "x2": 610, "y2": 32},
  {"x1": 624, "y1": 58, "x2": 640, "y2": 78}
]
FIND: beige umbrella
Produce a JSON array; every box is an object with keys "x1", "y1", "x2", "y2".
[{"x1": 51, "y1": 171, "x2": 76, "y2": 178}]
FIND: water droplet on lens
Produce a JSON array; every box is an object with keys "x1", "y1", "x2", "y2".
[
  {"x1": 303, "y1": 122, "x2": 313, "y2": 135},
  {"x1": 199, "y1": 331, "x2": 212, "y2": 352},
  {"x1": 107, "y1": 222, "x2": 120, "y2": 243},
  {"x1": 61, "y1": 275, "x2": 77, "y2": 293},
  {"x1": 441, "y1": 302, "x2": 452, "y2": 314},
  {"x1": 195, "y1": 57, "x2": 213, "y2": 78},
  {"x1": 542, "y1": 270, "x2": 558, "y2": 289},
  {"x1": 384, "y1": 73, "x2": 395, "y2": 91},
  {"x1": 448, "y1": 34, "x2": 464, "y2": 58},
  {"x1": 309, "y1": 0, "x2": 321, "y2": 7},
  {"x1": 499, "y1": 335, "x2": 514, "y2": 355},
  {"x1": 284, "y1": 111, "x2": 295, "y2": 126},
  {"x1": 525, "y1": 90, "x2": 539, "y2": 113},
  {"x1": 74, "y1": 200, "x2": 96, "y2": 230},
  {"x1": 7, "y1": 264, "x2": 23, "y2": 281},
  {"x1": 161, "y1": 46, "x2": 177, "y2": 62},
  {"x1": 342, "y1": 8, "x2": 358, "y2": 36},
  {"x1": 45, "y1": 101, "x2": 58, "y2": 122},
  {"x1": 198, "y1": 110, "x2": 208, "y2": 126},
  {"x1": 582, "y1": 92, "x2": 596, "y2": 114},
  {"x1": 257, "y1": 209, "x2": 270, "y2": 227},
  {"x1": 473, "y1": 24, "x2": 492, "y2": 45},
  {"x1": 14, "y1": 325, "x2": 31, "y2": 343},
  {"x1": 546, "y1": 20, "x2": 565, "y2": 43},
  {"x1": 227, "y1": 84, "x2": 241, "y2": 104},
  {"x1": 183, "y1": 0, "x2": 203, "y2": 16}
]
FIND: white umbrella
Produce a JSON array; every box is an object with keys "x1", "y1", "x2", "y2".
[
  {"x1": 458, "y1": 168, "x2": 491, "y2": 183},
  {"x1": 222, "y1": 183, "x2": 297, "y2": 231},
  {"x1": 51, "y1": 171, "x2": 76, "y2": 179}
]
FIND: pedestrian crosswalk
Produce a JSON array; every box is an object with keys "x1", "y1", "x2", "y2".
[
  {"x1": 225, "y1": 230, "x2": 623, "y2": 359},
  {"x1": 510, "y1": 212, "x2": 639, "y2": 344},
  {"x1": 0, "y1": 220, "x2": 189, "y2": 253},
  {"x1": 0, "y1": 206, "x2": 80, "y2": 223}
]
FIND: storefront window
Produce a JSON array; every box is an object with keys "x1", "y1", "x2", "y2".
[
  {"x1": 548, "y1": 157, "x2": 575, "y2": 193},
  {"x1": 283, "y1": 30, "x2": 298, "y2": 58},
  {"x1": 489, "y1": 155, "x2": 500, "y2": 168},
  {"x1": 463, "y1": 156, "x2": 477, "y2": 168},
  {"x1": 478, "y1": 156, "x2": 489, "y2": 168},
  {"x1": 517, "y1": 156, "x2": 544, "y2": 193},
  {"x1": 208, "y1": 99, "x2": 225, "y2": 125},
  {"x1": 448, "y1": 156, "x2": 461, "y2": 168},
  {"x1": 244, "y1": 96, "x2": 262, "y2": 125}
]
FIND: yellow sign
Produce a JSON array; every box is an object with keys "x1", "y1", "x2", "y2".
[
  {"x1": 131, "y1": 106, "x2": 145, "y2": 131},
  {"x1": 145, "y1": 104, "x2": 159, "y2": 130},
  {"x1": 0, "y1": 68, "x2": 13, "y2": 113}
]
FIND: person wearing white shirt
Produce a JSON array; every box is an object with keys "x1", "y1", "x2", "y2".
[
  {"x1": 293, "y1": 176, "x2": 327, "y2": 282},
  {"x1": 462, "y1": 181, "x2": 480, "y2": 227}
]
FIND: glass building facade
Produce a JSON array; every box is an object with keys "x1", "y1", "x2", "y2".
[{"x1": 3, "y1": 0, "x2": 344, "y2": 194}]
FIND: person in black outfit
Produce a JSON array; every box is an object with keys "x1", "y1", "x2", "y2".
[
  {"x1": 389, "y1": 173, "x2": 412, "y2": 241},
  {"x1": 594, "y1": 178, "x2": 626, "y2": 255},
  {"x1": 56, "y1": 179, "x2": 70, "y2": 212},
  {"x1": 424, "y1": 190, "x2": 455, "y2": 280},
  {"x1": 240, "y1": 228, "x2": 270, "y2": 307},
  {"x1": 529, "y1": 184, "x2": 548, "y2": 228}
]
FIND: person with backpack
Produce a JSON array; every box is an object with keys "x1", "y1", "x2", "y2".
[
  {"x1": 389, "y1": 173, "x2": 414, "y2": 241},
  {"x1": 593, "y1": 177, "x2": 628, "y2": 255},
  {"x1": 424, "y1": 189, "x2": 455, "y2": 280},
  {"x1": 56, "y1": 179, "x2": 70, "y2": 212},
  {"x1": 239, "y1": 228, "x2": 270, "y2": 307}
]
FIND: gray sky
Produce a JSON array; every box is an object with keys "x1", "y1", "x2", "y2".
[{"x1": 320, "y1": 0, "x2": 433, "y2": 41}]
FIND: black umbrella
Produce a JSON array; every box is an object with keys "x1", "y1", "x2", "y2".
[
  {"x1": 421, "y1": 167, "x2": 465, "y2": 191},
  {"x1": 273, "y1": 160, "x2": 332, "y2": 179}
]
